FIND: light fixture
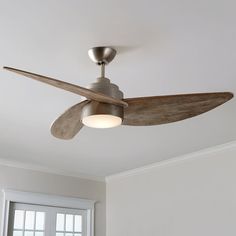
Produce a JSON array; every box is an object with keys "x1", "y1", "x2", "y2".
[
  {"x1": 81, "y1": 102, "x2": 123, "y2": 128},
  {"x1": 81, "y1": 49, "x2": 124, "y2": 129},
  {"x1": 82, "y1": 114, "x2": 122, "y2": 128}
]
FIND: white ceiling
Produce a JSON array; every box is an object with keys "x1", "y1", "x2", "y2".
[{"x1": 0, "y1": 0, "x2": 235, "y2": 181}]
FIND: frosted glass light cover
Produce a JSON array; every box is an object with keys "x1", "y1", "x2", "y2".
[{"x1": 82, "y1": 115, "x2": 122, "y2": 128}]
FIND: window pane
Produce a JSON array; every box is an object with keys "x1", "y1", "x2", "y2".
[
  {"x1": 13, "y1": 231, "x2": 23, "y2": 236},
  {"x1": 65, "y1": 215, "x2": 73, "y2": 232},
  {"x1": 74, "y1": 215, "x2": 82, "y2": 232},
  {"x1": 74, "y1": 234, "x2": 81, "y2": 236},
  {"x1": 56, "y1": 214, "x2": 65, "y2": 231},
  {"x1": 35, "y1": 232, "x2": 44, "y2": 236},
  {"x1": 24, "y1": 231, "x2": 34, "y2": 236},
  {"x1": 25, "y1": 211, "x2": 35, "y2": 230},
  {"x1": 14, "y1": 210, "x2": 24, "y2": 229},
  {"x1": 65, "y1": 234, "x2": 73, "y2": 236},
  {"x1": 36, "y1": 212, "x2": 45, "y2": 230},
  {"x1": 56, "y1": 233, "x2": 64, "y2": 236}
]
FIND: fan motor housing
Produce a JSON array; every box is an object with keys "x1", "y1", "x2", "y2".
[{"x1": 81, "y1": 77, "x2": 124, "y2": 121}]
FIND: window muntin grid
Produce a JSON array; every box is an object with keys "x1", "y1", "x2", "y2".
[
  {"x1": 56, "y1": 213, "x2": 82, "y2": 236},
  {"x1": 12, "y1": 210, "x2": 45, "y2": 236},
  {"x1": 9, "y1": 203, "x2": 86, "y2": 236}
]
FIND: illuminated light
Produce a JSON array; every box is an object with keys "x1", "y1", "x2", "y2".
[{"x1": 82, "y1": 114, "x2": 122, "y2": 128}]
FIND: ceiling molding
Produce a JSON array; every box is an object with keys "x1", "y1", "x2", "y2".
[
  {"x1": 106, "y1": 140, "x2": 236, "y2": 183},
  {"x1": 0, "y1": 158, "x2": 105, "y2": 182},
  {"x1": 1, "y1": 140, "x2": 236, "y2": 184}
]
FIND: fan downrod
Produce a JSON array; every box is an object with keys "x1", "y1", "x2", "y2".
[{"x1": 88, "y1": 47, "x2": 116, "y2": 65}]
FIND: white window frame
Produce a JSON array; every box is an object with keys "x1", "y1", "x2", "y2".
[{"x1": 1, "y1": 190, "x2": 96, "y2": 236}]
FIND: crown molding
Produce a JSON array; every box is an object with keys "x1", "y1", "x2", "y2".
[
  {"x1": 1, "y1": 140, "x2": 236, "y2": 184},
  {"x1": 0, "y1": 158, "x2": 105, "y2": 182},
  {"x1": 106, "y1": 140, "x2": 236, "y2": 183}
]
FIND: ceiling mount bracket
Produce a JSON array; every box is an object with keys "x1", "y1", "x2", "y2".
[{"x1": 88, "y1": 47, "x2": 116, "y2": 65}]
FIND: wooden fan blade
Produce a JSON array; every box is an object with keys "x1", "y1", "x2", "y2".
[
  {"x1": 3, "y1": 67, "x2": 128, "y2": 107},
  {"x1": 51, "y1": 100, "x2": 90, "y2": 139},
  {"x1": 122, "y1": 92, "x2": 233, "y2": 126}
]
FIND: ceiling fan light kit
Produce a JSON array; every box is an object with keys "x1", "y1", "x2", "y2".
[
  {"x1": 81, "y1": 47, "x2": 124, "y2": 128},
  {"x1": 3, "y1": 46, "x2": 234, "y2": 139}
]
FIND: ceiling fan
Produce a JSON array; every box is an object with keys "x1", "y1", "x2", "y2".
[{"x1": 4, "y1": 46, "x2": 233, "y2": 140}]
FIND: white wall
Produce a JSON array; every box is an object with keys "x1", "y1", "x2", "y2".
[
  {"x1": 106, "y1": 143, "x2": 236, "y2": 236},
  {"x1": 0, "y1": 165, "x2": 106, "y2": 236}
]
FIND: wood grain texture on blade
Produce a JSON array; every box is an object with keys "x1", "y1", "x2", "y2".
[
  {"x1": 122, "y1": 92, "x2": 233, "y2": 126},
  {"x1": 51, "y1": 100, "x2": 90, "y2": 139},
  {"x1": 3, "y1": 67, "x2": 128, "y2": 107}
]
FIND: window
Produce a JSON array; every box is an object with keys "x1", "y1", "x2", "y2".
[
  {"x1": 10, "y1": 204, "x2": 46, "y2": 236},
  {"x1": 56, "y1": 213, "x2": 82, "y2": 236},
  {"x1": 1, "y1": 190, "x2": 95, "y2": 236}
]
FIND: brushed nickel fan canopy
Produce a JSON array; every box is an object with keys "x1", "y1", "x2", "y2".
[
  {"x1": 88, "y1": 46, "x2": 116, "y2": 65},
  {"x1": 3, "y1": 46, "x2": 234, "y2": 139}
]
